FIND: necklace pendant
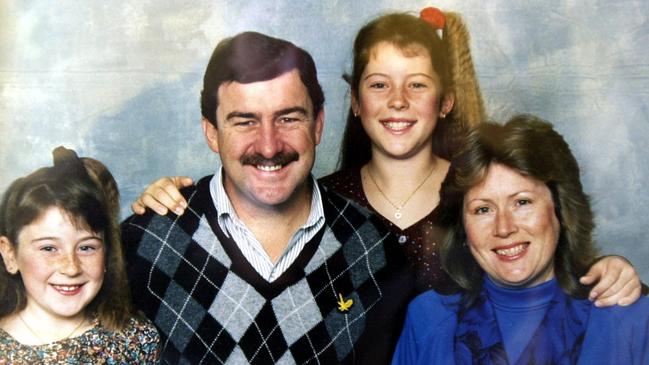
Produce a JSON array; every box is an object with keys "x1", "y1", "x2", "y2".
[{"x1": 366, "y1": 164, "x2": 437, "y2": 223}]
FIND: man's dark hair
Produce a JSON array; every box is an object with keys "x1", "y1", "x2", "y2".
[{"x1": 200, "y1": 31, "x2": 325, "y2": 126}]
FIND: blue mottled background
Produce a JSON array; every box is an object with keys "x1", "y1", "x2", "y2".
[{"x1": 2, "y1": 1, "x2": 648, "y2": 281}]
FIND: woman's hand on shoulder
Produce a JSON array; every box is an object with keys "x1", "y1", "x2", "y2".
[
  {"x1": 131, "y1": 176, "x2": 193, "y2": 216},
  {"x1": 580, "y1": 255, "x2": 642, "y2": 307}
]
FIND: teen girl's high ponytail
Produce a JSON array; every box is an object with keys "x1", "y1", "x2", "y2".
[{"x1": 442, "y1": 11, "x2": 486, "y2": 129}]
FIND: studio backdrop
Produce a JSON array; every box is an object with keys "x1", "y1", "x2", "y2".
[{"x1": 2, "y1": 0, "x2": 648, "y2": 281}]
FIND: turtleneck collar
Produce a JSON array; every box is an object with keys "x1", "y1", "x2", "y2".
[{"x1": 484, "y1": 276, "x2": 559, "y2": 310}]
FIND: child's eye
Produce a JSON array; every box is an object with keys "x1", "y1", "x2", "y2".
[
  {"x1": 78, "y1": 240, "x2": 103, "y2": 253},
  {"x1": 369, "y1": 82, "x2": 387, "y2": 89},
  {"x1": 40, "y1": 245, "x2": 56, "y2": 252}
]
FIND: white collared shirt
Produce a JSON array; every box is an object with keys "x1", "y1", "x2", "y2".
[{"x1": 209, "y1": 168, "x2": 325, "y2": 282}]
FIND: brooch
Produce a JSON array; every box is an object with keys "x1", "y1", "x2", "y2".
[{"x1": 337, "y1": 293, "x2": 353, "y2": 312}]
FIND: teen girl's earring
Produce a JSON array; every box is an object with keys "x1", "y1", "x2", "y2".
[{"x1": 439, "y1": 111, "x2": 447, "y2": 119}]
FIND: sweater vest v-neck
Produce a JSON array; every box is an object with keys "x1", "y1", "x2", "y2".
[{"x1": 123, "y1": 175, "x2": 415, "y2": 364}]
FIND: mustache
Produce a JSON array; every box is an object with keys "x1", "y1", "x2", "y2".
[{"x1": 240, "y1": 151, "x2": 299, "y2": 166}]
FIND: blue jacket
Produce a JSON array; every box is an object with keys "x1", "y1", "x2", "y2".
[{"x1": 392, "y1": 279, "x2": 649, "y2": 364}]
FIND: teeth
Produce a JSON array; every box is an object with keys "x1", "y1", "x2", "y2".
[
  {"x1": 384, "y1": 122, "x2": 412, "y2": 130},
  {"x1": 257, "y1": 165, "x2": 282, "y2": 172},
  {"x1": 53, "y1": 285, "x2": 80, "y2": 292},
  {"x1": 495, "y1": 244, "x2": 527, "y2": 256}
]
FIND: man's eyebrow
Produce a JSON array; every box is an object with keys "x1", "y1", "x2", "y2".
[
  {"x1": 226, "y1": 111, "x2": 258, "y2": 121},
  {"x1": 273, "y1": 107, "x2": 308, "y2": 120}
]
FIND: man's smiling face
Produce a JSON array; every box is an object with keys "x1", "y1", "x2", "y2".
[{"x1": 204, "y1": 69, "x2": 323, "y2": 211}]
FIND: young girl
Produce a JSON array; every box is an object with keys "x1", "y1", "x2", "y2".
[
  {"x1": 0, "y1": 147, "x2": 159, "y2": 363},
  {"x1": 130, "y1": 7, "x2": 642, "y2": 304}
]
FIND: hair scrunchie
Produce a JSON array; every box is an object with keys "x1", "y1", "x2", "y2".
[{"x1": 420, "y1": 7, "x2": 446, "y2": 29}]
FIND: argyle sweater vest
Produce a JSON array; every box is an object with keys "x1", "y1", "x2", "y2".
[{"x1": 122, "y1": 176, "x2": 415, "y2": 364}]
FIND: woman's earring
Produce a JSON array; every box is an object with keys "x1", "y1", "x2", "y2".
[{"x1": 439, "y1": 112, "x2": 447, "y2": 119}]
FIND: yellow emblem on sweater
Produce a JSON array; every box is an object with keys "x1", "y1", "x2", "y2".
[{"x1": 337, "y1": 293, "x2": 353, "y2": 312}]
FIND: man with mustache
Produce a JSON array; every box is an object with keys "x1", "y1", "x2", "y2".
[{"x1": 122, "y1": 31, "x2": 414, "y2": 364}]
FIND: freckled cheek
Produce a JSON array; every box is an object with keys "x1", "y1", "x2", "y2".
[
  {"x1": 80, "y1": 256, "x2": 106, "y2": 280},
  {"x1": 467, "y1": 236, "x2": 490, "y2": 253},
  {"x1": 464, "y1": 220, "x2": 490, "y2": 250},
  {"x1": 17, "y1": 256, "x2": 55, "y2": 283},
  {"x1": 412, "y1": 95, "x2": 439, "y2": 119},
  {"x1": 523, "y1": 209, "x2": 558, "y2": 235},
  {"x1": 358, "y1": 93, "x2": 383, "y2": 116},
  {"x1": 463, "y1": 213, "x2": 488, "y2": 237}
]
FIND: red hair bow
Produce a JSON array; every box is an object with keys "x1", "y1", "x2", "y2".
[{"x1": 420, "y1": 7, "x2": 445, "y2": 29}]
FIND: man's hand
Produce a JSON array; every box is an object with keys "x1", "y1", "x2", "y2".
[
  {"x1": 131, "y1": 176, "x2": 193, "y2": 216},
  {"x1": 580, "y1": 255, "x2": 642, "y2": 307}
]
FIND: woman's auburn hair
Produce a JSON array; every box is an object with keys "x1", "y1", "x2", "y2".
[{"x1": 437, "y1": 114, "x2": 599, "y2": 299}]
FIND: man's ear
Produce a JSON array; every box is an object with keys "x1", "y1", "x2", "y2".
[
  {"x1": 314, "y1": 110, "x2": 324, "y2": 146},
  {"x1": 202, "y1": 117, "x2": 219, "y2": 153},
  {"x1": 0, "y1": 236, "x2": 18, "y2": 274}
]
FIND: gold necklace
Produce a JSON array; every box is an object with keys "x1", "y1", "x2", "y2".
[
  {"x1": 366, "y1": 163, "x2": 436, "y2": 220},
  {"x1": 18, "y1": 313, "x2": 86, "y2": 344}
]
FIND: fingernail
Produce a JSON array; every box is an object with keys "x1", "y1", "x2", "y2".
[
  {"x1": 180, "y1": 201, "x2": 188, "y2": 209},
  {"x1": 175, "y1": 207, "x2": 184, "y2": 215}
]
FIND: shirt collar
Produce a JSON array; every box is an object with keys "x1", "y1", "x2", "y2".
[{"x1": 209, "y1": 167, "x2": 324, "y2": 232}]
